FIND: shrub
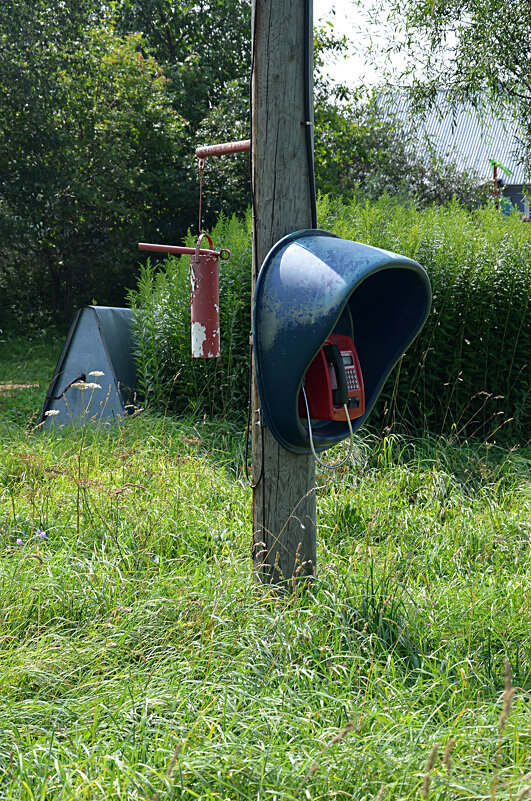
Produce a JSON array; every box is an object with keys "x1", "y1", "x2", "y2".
[
  {"x1": 128, "y1": 197, "x2": 531, "y2": 443},
  {"x1": 0, "y1": 22, "x2": 188, "y2": 322},
  {"x1": 128, "y1": 212, "x2": 253, "y2": 418},
  {"x1": 324, "y1": 195, "x2": 531, "y2": 443}
]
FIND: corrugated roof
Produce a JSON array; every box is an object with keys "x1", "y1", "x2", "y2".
[{"x1": 381, "y1": 92, "x2": 527, "y2": 185}]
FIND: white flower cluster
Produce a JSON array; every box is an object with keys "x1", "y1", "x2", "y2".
[{"x1": 73, "y1": 382, "x2": 101, "y2": 390}]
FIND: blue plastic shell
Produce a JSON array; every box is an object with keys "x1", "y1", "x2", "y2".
[{"x1": 253, "y1": 230, "x2": 431, "y2": 454}]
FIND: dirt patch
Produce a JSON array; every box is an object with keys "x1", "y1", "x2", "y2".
[{"x1": 0, "y1": 382, "x2": 39, "y2": 394}]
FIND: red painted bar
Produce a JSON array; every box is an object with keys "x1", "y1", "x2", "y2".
[
  {"x1": 195, "y1": 139, "x2": 251, "y2": 159},
  {"x1": 139, "y1": 242, "x2": 221, "y2": 258}
]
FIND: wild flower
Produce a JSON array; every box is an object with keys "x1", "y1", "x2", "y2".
[
  {"x1": 16, "y1": 538, "x2": 23, "y2": 545},
  {"x1": 73, "y1": 382, "x2": 102, "y2": 390},
  {"x1": 36, "y1": 528, "x2": 47, "y2": 539},
  {"x1": 89, "y1": 371, "x2": 105, "y2": 377},
  {"x1": 45, "y1": 409, "x2": 60, "y2": 416}
]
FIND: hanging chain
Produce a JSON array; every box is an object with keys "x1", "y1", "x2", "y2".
[{"x1": 198, "y1": 157, "x2": 205, "y2": 234}]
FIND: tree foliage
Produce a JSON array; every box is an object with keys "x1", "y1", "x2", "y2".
[
  {"x1": 0, "y1": 4, "x2": 188, "y2": 321},
  {"x1": 383, "y1": 0, "x2": 531, "y2": 168},
  {"x1": 116, "y1": 0, "x2": 251, "y2": 128},
  {"x1": 315, "y1": 94, "x2": 486, "y2": 208},
  {"x1": 0, "y1": 0, "x2": 252, "y2": 322},
  {"x1": 0, "y1": 0, "x2": 491, "y2": 324}
]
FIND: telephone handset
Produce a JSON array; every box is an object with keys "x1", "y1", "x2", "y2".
[{"x1": 298, "y1": 333, "x2": 365, "y2": 422}]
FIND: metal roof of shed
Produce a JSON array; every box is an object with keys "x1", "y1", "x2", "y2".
[{"x1": 381, "y1": 92, "x2": 527, "y2": 185}]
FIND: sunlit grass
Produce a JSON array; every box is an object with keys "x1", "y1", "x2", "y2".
[{"x1": 0, "y1": 329, "x2": 530, "y2": 799}]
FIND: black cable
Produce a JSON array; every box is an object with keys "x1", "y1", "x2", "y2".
[
  {"x1": 45, "y1": 374, "x2": 86, "y2": 401},
  {"x1": 303, "y1": 0, "x2": 318, "y2": 229},
  {"x1": 249, "y1": 3, "x2": 258, "y2": 281},
  {"x1": 251, "y1": 0, "x2": 316, "y2": 234},
  {"x1": 244, "y1": 4, "x2": 264, "y2": 491},
  {"x1": 246, "y1": 1, "x2": 315, "y2": 488},
  {"x1": 244, "y1": 338, "x2": 264, "y2": 489}
]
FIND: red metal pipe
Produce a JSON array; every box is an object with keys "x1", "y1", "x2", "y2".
[
  {"x1": 190, "y1": 232, "x2": 220, "y2": 358},
  {"x1": 139, "y1": 242, "x2": 229, "y2": 259},
  {"x1": 195, "y1": 139, "x2": 250, "y2": 159}
]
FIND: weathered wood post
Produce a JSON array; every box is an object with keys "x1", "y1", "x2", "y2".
[{"x1": 251, "y1": 0, "x2": 317, "y2": 587}]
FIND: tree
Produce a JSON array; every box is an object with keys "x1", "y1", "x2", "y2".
[
  {"x1": 382, "y1": 0, "x2": 531, "y2": 169},
  {"x1": 115, "y1": 0, "x2": 252, "y2": 128},
  {"x1": 0, "y1": 0, "x2": 255, "y2": 323},
  {"x1": 314, "y1": 94, "x2": 486, "y2": 208},
  {"x1": 0, "y1": 8, "x2": 187, "y2": 320}
]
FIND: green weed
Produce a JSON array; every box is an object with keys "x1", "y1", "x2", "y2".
[
  {"x1": 1, "y1": 314, "x2": 530, "y2": 800},
  {"x1": 0, "y1": 335, "x2": 530, "y2": 798}
]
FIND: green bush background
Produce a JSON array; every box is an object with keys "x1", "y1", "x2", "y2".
[
  {"x1": 128, "y1": 197, "x2": 530, "y2": 443},
  {"x1": 129, "y1": 212, "x2": 253, "y2": 417}
]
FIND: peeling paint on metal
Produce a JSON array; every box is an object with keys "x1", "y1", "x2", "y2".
[
  {"x1": 191, "y1": 321, "x2": 207, "y2": 357},
  {"x1": 190, "y1": 266, "x2": 198, "y2": 296}
]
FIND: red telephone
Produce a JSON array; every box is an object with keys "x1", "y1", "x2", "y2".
[{"x1": 298, "y1": 334, "x2": 365, "y2": 422}]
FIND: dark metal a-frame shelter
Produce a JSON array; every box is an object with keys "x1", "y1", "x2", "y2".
[{"x1": 39, "y1": 306, "x2": 138, "y2": 428}]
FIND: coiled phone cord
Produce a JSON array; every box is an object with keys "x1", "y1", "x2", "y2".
[{"x1": 301, "y1": 384, "x2": 355, "y2": 470}]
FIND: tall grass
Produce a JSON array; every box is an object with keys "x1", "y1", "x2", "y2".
[
  {"x1": 129, "y1": 197, "x2": 531, "y2": 444},
  {"x1": 324, "y1": 195, "x2": 531, "y2": 444},
  {"x1": 0, "y1": 328, "x2": 530, "y2": 798},
  {"x1": 0, "y1": 409, "x2": 530, "y2": 799}
]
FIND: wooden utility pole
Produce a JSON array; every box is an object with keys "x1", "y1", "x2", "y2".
[{"x1": 251, "y1": 0, "x2": 317, "y2": 586}]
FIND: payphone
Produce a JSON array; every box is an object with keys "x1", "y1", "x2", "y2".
[
  {"x1": 299, "y1": 334, "x2": 365, "y2": 423},
  {"x1": 296, "y1": 306, "x2": 366, "y2": 467},
  {"x1": 253, "y1": 229, "x2": 432, "y2": 458},
  {"x1": 298, "y1": 332, "x2": 365, "y2": 468}
]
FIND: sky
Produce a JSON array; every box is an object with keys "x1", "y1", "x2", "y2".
[
  {"x1": 313, "y1": 0, "x2": 418, "y2": 88},
  {"x1": 314, "y1": 0, "x2": 396, "y2": 87}
]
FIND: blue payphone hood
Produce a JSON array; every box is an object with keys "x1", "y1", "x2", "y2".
[{"x1": 253, "y1": 230, "x2": 431, "y2": 454}]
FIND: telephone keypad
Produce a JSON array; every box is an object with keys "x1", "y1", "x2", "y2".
[{"x1": 345, "y1": 367, "x2": 359, "y2": 391}]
